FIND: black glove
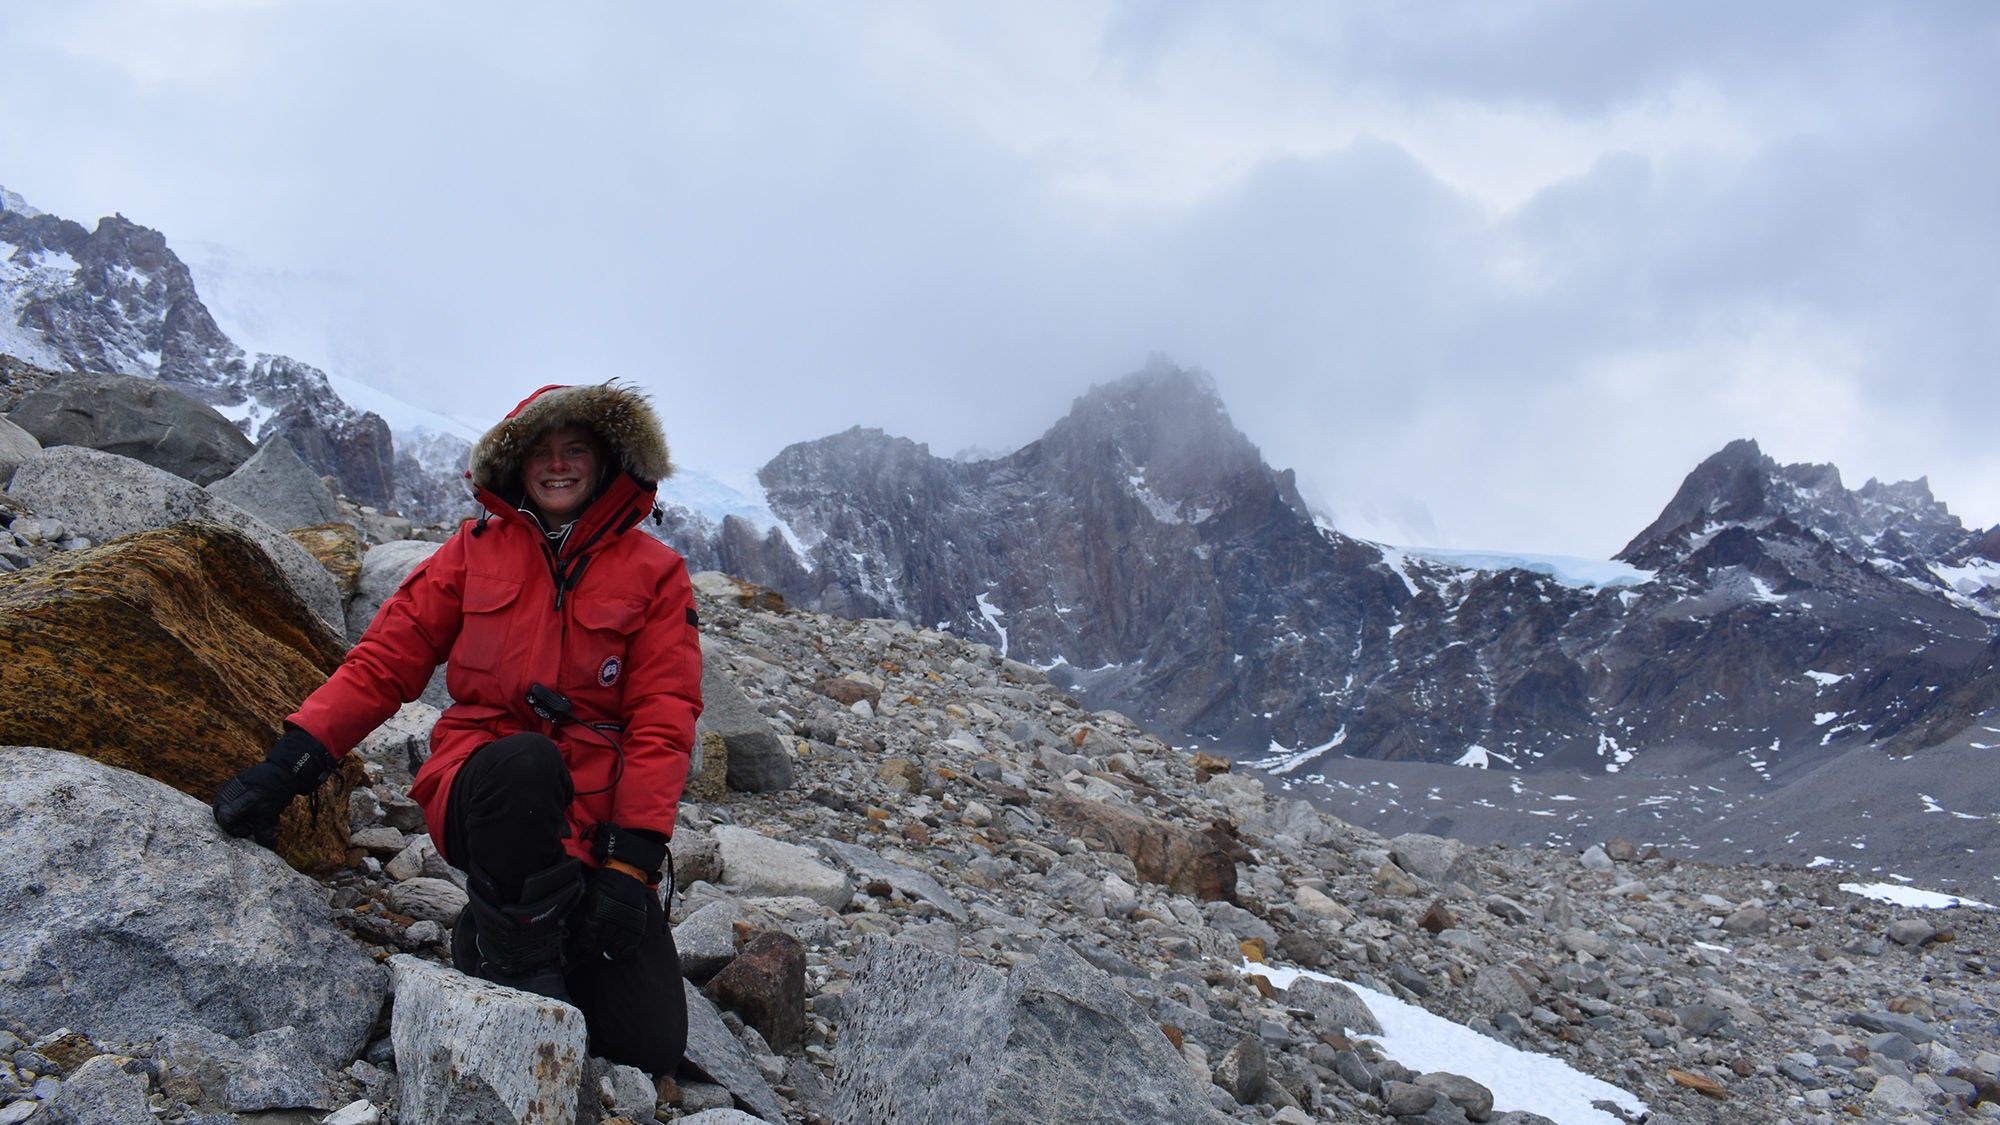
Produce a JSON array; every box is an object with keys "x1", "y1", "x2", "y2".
[
  {"x1": 574, "y1": 866, "x2": 652, "y2": 962},
  {"x1": 213, "y1": 727, "x2": 338, "y2": 848}
]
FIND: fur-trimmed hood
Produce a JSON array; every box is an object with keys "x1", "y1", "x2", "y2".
[{"x1": 468, "y1": 382, "x2": 674, "y2": 499}]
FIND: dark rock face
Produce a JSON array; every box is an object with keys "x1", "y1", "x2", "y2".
[
  {"x1": 238, "y1": 355, "x2": 397, "y2": 509},
  {"x1": 664, "y1": 370, "x2": 2000, "y2": 781},
  {"x1": 2, "y1": 193, "x2": 400, "y2": 509},
  {"x1": 704, "y1": 365, "x2": 1411, "y2": 748}
]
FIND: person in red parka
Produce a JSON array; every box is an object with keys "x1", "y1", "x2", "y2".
[{"x1": 214, "y1": 381, "x2": 703, "y2": 1074}]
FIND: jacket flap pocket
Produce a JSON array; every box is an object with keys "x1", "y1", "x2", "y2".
[
  {"x1": 463, "y1": 575, "x2": 524, "y2": 614},
  {"x1": 573, "y1": 595, "x2": 647, "y2": 633}
]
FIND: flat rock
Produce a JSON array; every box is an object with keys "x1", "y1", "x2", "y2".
[
  {"x1": 680, "y1": 980, "x2": 785, "y2": 1122},
  {"x1": 1044, "y1": 796, "x2": 1236, "y2": 902},
  {"x1": 713, "y1": 825, "x2": 853, "y2": 910},
  {"x1": 815, "y1": 836, "x2": 968, "y2": 921}
]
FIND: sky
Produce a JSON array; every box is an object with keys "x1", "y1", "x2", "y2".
[{"x1": 3, "y1": 2, "x2": 1998, "y2": 557}]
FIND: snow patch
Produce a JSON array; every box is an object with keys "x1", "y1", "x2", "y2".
[
  {"x1": 1245, "y1": 728, "x2": 1348, "y2": 774},
  {"x1": 975, "y1": 591, "x2": 1009, "y2": 658},
  {"x1": 1842, "y1": 883, "x2": 1994, "y2": 910},
  {"x1": 1244, "y1": 961, "x2": 1647, "y2": 1125}
]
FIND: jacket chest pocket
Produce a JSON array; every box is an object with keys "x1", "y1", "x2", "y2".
[
  {"x1": 451, "y1": 575, "x2": 524, "y2": 674},
  {"x1": 566, "y1": 594, "x2": 647, "y2": 690}
]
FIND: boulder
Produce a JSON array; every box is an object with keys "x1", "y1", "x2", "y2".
[
  {"x1": 830, "y1": 937, "x2": 1231, "y2": 1124},
  {"x1": 696, "y1": 650, "x2": 794, "y2": 793},
  {"x1": 1389, "y1": 832, "x2": 1477, "y2": 887},
  {"x1": 7, "y1": 446, "x2": 343, "y2": 631},
  {"x1": 7, "y1": 370, "x2": 253, "y2": 485},
  {"x1": 344, "y1": 538, "x2": 441, "y2": 643},
  {"x1": 343, "y1": 538, "x2": 452, "y2": 710},
  {"x1": 30, "y1": 1052, "x2": 155, "y2": 1123},
  {"x1": 206, "y1": 435, "x2": 344, "y2": 531},
  {"x1": 0, "y1": 522, "x2": 356, "y2": 870},
  {"x1": 389, "y1": 956, "x2": 587, "y2": 1125},
  {"x1": 702, "y1": 929, "x2": 807, "y2": 1053},
  {"x1": 1417, "y1": 1071, "x2": 1495, "y2": 1121},
  {"x1": 712, "y1": 825, "x2": 853, "y2": 910},
  {"x1": 689, "y1": 570, "x2": 786, "y2": 613},
  {"x1": 1044, "y1": 796, "x2": 1237, "y2": 902},
  {"x1": 0, "y1": 748, "x2": 387, "y2": 1070},
  {"x1": 1285, "y1": 975, "x2": 1384, "y2": 1037},
  {"x1": 0, "y1": 414, "x2": 41, "y2": 484}
]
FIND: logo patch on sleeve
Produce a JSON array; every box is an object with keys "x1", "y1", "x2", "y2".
[{"x1": 598, "y1": 655, "x2": 623, "y2": 687}]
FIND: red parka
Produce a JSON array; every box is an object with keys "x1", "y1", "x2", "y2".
[{"x1": 287, "y1": 384, "x2": 703, "y2": 871}]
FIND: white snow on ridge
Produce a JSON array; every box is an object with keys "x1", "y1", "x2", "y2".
[
  {"x1": 1804, "y1": 670, "x2": 1848, "y2": 687},
  {"x1": 1388, "y1": 546, "x2": 1652, "y2": 590},
  {"x1": 1, "y1": 186, "x2": 45, "y2": 217},
  {"x1": 325, "y1": 372, "x2": 484, "y2": 442},
  {"x1": 1, "y1": 237, "x2": 79, "y2": 369}
]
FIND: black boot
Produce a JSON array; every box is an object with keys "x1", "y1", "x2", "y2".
[{"x1": 457, "y1": 856, "x2": 584, "y2": 1003}]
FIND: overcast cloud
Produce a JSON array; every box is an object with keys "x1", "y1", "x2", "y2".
[{"x1": 3, "y1": 1, "x2": 1996, "y2": 556}]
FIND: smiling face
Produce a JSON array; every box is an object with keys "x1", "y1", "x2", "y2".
[{"x1": 521, "y1": 424, "x2": 605, "y2": 524}]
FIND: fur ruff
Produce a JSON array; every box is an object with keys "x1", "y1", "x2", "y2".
[{"x1": 468, "y1": 381, "x2": 675, "y2": 496}]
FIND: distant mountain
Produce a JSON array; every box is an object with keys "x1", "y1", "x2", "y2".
[
  {"x1": 657, "y1": 364, "x2": 2000, "y2": 780},
  {"x1": 0, "y1": 185, "x2": 469, "y2": 522}
]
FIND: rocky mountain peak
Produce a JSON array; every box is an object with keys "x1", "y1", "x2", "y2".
[
  {"x1": 2, "y1": 189, "x2": 402, "y2": 511},
  {"x1": 1040, "y1": 361, "x2": 1264, "y2": 509},
  {"x1": 1618, "y1": 437, "x2": 1978, "y2": 571}
]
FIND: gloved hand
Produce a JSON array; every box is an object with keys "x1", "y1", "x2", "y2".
[
  {"x1": 213, "y1": 727, "x2": 338, "y2": 848},
  {"x1": 574, "y1": 865, "x2": 652, "y2": 962}
]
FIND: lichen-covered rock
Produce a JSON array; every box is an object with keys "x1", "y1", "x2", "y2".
[
  {"x1": 287, "y1": 522, "x2": 365, "y2": 602},
  {"x1": 0, "y1": 520, "x2": 354, "y2": 869}
]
